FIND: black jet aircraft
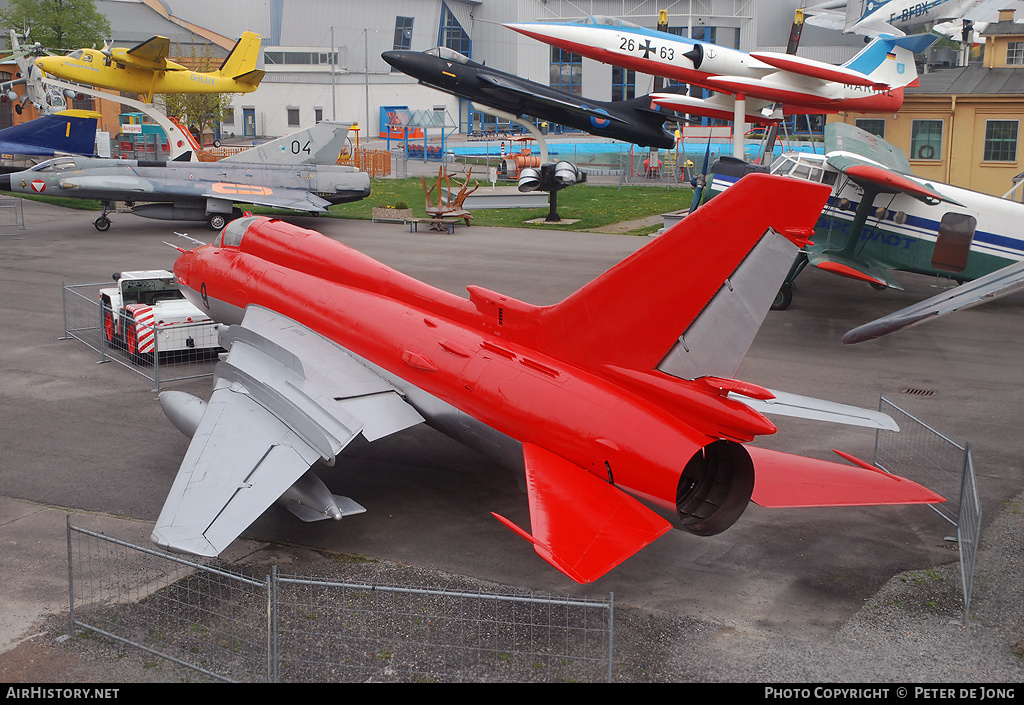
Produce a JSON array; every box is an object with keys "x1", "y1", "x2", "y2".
[{"x1": 382, "y1": 46, "x2": 681, "y2": 149}]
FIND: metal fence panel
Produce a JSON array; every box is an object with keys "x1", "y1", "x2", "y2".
[
  {"x1": 873, "y1": 397, "x2": 982, "y2": 623},
  {"x1": 957, "y1": 446, "x2": 981, "y2": 625},
  {"x1": 273, "y1": 572, "x2": 612, "y2": 682},
  {"x1": 61, "y1": 282, "x2": 218, "y2": 389},
  {"x1": 66, "y1": 524, "x2": 613, "y2": 682},
  {"x1": 874, "y1": 396, "x2": 967, "y2": 526},
  {"x1": 67, "y1": 524, "x2": 269, "y2": 683},
  {"x1": 0, "y1": 194, "x2": 25, "y2": 235}
]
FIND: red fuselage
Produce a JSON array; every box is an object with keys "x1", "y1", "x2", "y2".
[{"x1": 173, "y1": 216, "x2": 781, "y2": 522}]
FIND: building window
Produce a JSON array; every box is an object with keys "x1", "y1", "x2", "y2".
[
  {"x1": 1007, "y1": 41, "x2": 1024, "y2": 65},
  {"x1": 549, "y1": 47, "x2": 582, "y2": 96},
  {"x1": 984, "y1": 120, "x2": 1018, "y2": 161},
  {"x1": 265, "y1": 51, "x2": 337, "y2": 65},
  {"x1": 287, "y1": 108, "x2": 300, "y2": 127},
  {"x1": 393, "y1": 16, "x2": 414, "y2": 51},
  {"x1": 611, "y1": 66, "x2": 635, "y2": 101},
  {"x1": 910, "y1": 119, "x2": 942, "y2": 160},
  {"x1": 438, "y1": 3, "x2": 471, "y2": 58},
  {"x1": 855, "y1": 118, "x2": 886, "y2": 138},
  {"x1": 222, "y1": 108, "x2": 235, "y2": 125},
  {"x1": 315, "y1": 108, "x2": 323, "y2": 123}
]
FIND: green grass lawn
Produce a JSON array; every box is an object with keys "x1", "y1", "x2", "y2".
[
  {"x1": 4, "y1": 177, "x2": 694, "y2": 235},
  {"x1": 330, "y1": 177, "x2": 692, "y2": 235}
]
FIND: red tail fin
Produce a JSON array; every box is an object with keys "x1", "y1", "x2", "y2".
[{"x1": 491, "y1": 174, "x2": 829, "y2": 376}]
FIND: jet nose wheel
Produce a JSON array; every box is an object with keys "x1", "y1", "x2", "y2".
[{"x1": 94, "y1": 216, "x2": 111, "y2": 232}]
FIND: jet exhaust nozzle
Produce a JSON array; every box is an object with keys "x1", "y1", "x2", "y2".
[
  {"x1": 554, "y1": 161, "x2": 579, "y2": 186},
  {"x1": 675, "y1": 440, "x2": 754, "y2": 536},
  {"x1": 518, "y1": 167, "x2": 541, "y2": 192}
]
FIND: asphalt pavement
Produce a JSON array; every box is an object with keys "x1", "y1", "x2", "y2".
[{"x1": 0, "y1": 193, "x2": 1021, "y2": 678}]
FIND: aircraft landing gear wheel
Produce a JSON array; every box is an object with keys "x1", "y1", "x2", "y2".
[
  {"x1": 771, "y1": 283, "x2": 793, "y2": 311},
  {"x1": 207, "y1": 213, "x2": 227, "y2": 231},
  {"x1": 94, "y1": 216, "x2": 111, "y2": 232}
]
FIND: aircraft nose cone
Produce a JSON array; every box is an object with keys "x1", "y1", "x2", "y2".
[{"x1": 381, "y1": 51, "x2": 405, "y2": 70}]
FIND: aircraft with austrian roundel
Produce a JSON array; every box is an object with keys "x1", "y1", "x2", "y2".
[
  {"x1": 504, "y1": 15, "x2": 936, "y2": 125},
  {"x1": 149, "y1": 173, "x2": 943, "y2": 585},
  {"x1": 0, "y1": 121, "x2": 369, "y2": 231},
  {"x1": 32, "y1": 32, "x2": 265, "y2": 103}
]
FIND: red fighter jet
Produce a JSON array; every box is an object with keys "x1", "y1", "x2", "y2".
[{"x1": 153, "y1": 173, "x2": 943, "y2": 584}]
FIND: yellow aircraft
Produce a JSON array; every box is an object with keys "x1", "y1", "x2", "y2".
[{"x1": 33, "y1": 32, "x2": 264, "y2": 102}]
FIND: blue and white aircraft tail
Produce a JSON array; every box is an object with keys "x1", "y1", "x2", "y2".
[{"x1": 0, "y1": 110, "x2": 98, "y2": 158}]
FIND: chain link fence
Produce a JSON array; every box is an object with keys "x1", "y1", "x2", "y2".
[
  {"x1": 61, "y1": 281, "x2": 219, "y2": 389},
  {"x1": 0, "y1": 194, "x2": 25, "y2": 236},
  {"x1": 66, "y1": 523, "x2": 614, "y2": 683},
  {"x1": 873, "y1": 396, "x2": 980, "y2": 624}
]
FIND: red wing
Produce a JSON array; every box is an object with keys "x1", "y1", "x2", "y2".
[
  {"x1": 747, "y1": 446, "x2": 945, "y2": 507},
  {"x1": 492, "y1": 443, "x2": 671, "y2": 584}
]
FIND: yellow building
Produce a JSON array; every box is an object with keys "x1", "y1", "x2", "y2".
[{"x1": 829, "y1": 8, "x2": 1024, "y2": 198}]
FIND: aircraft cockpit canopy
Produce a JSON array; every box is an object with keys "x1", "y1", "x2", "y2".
[
  {"x1": 219, "y1": 215, "x2": 261, "y2": 248},
  {"x1": 29, "y1": 156, "x2": 78, "y2": 172},
  {"x1": 574, "y1": 15, "x2": 643, "y2": 29},
  {"x1": 425, "y1": 46, "x2": 469, "y2": 64},
  {"x1": 770, "y1": 153, "x2": 838, "y2": 187},
  {"x1": 67, "y1": 50, "x2": 85, "y2": 59}
]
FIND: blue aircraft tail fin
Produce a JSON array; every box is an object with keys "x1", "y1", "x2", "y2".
[
  {"x1": 0, "y1": 111, "x2": 98, "y2": 157},
  {"x1": 842, "y1": 32, "x2": 937, "y2": 87}
]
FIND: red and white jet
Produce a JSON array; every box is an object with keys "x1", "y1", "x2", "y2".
[
  {"x1": 153, "y1": 174, "x2": 943, "y2": 584},
  {"x1": 505, "y1": 16, "x2": 937, "y2": 125}
]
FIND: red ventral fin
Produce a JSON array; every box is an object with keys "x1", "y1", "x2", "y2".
[
  {"x1": 747, "y1": 446, "x2": 946, "y2": 508},
  {"x1": 492, "y1": 443, "x2": 671, "y2": 584}
]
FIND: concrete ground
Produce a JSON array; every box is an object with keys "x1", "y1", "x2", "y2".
[{"x1": 0, "y1": 194, "x2": 1021, "y2": 677}]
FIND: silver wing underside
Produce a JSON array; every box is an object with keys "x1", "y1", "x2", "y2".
[{"x1": 152, "y1": 306, "x2": 424, "y2": 557}]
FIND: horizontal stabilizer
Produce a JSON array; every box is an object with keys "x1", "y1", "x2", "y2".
[
  {"x1": 492, "y1": 443, "x2": 671, "y2": 584},
  {"x1": 843, "y1": 259, "x2": 1024, "y2": 344},
  {"x1": 748, "y1": 446, "x2": 945, "y2": 508},
  {"x1": 233, "y1": 68, "x2": 265, "y2": 86},
  {"x1": 730, "y1": 389, "x2": 898, "y2": 430}
]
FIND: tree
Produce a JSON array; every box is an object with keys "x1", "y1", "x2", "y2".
[
  {"x1": 0, "y1": 0, "x2": 110, "y2": 51},
  {"x1": 160, "y1": 43, "x2": 233, "y2": 145}
]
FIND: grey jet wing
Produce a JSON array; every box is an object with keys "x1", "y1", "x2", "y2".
[
  {"x1": 201, "y1": 186, "x2": 333, "y2": 213},
  {"x1": 477, "y1": 73, "x2": 629, "y2": 124},
  {"x1": 152, "y1": 306, "x2": 425, "y2": 557}
]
